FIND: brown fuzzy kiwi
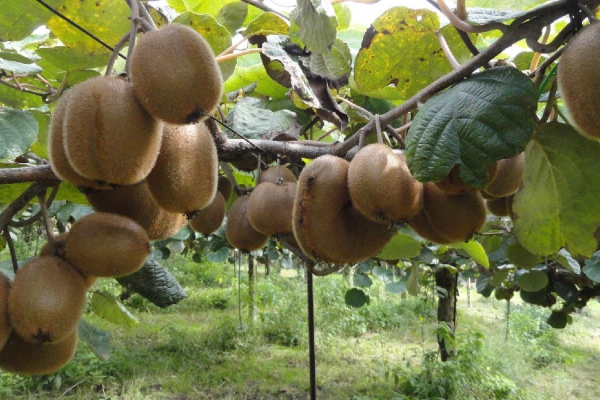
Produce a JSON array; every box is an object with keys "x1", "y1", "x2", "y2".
[
  {"x1": 8, "y1": 256, "x2": 86, "y2": 345},
  {"x1": 189, "y1": 192, "x2": 226, "y2": 235},
  {"x1": 292, "y1": 155, "x2": 394, "y2": 264},
  {"x1": 64, "y1": 213, "x2": 150, "y2": 278},
  {"x1": 435, "y1": 162, "x2": 499, "y2": 194},
  {"x1": 86, "y1": 181, "x2": 187, "y2": 241},
  {"x1": 407, "y1": 209, "x2": 455, "y2": 245},
  {"x1": 230, "y1": 154, "x2": 261, "y2": 172},
  {"x1": 146, "y1": 122, "x2": 218, "y2": 215},
  {"x1": 47, "y1": 91, "x2": 110, "y2": 191},
  {"x1": 39, "y1": 234, "x2": 97, "y2": 289},
  {"x1": 0, "y1": 330, "x2": 77, "y2": 375},
  {"x1": 482, "y1": 153, "x2": 524, "y2": 198},
  {"x1": 257, "y1": 166, "x2": 297, "y2": 184},
  {"x1": 217, "y1": 175, "x2": 233, "y2": 201},
  {"x1": 226, "y1": 195, "x2": 269, "y2": 252},
  {"x1": 130, "y1": 23, "x2": 223, "y2": 124},
  {"x1": 0, "y1": 273, "x2": 11, "y2": 351},
  {"x1": 348, "y1": 144, "x2": 423, "y2": 223},
  {"x1": 247, "y1": 182, "x2": 296, "y2": 235},
  {"x1": 417, "y1": 182, "x2": 487, "y2": 244},
  {"x1": 486, "y1": 196, "x2": 510, "y2": 217},
  {"x1": 63, "y1": 76, "x2": 162, "y2": 186},
  {"x1": 557, "y1": 22, "x2": 600, "y2": 139}
]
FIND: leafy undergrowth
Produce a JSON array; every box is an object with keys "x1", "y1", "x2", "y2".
[{"x1": 2, "y1": 257, "x2": 600, "y2": 399}]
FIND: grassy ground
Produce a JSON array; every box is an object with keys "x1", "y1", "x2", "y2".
[{"x1": 2, "y1": 253, "x2": 600, "y2": 399}]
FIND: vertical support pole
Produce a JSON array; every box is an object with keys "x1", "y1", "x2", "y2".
[{"x1": 307, "y1": 266, "x2": 316, "y2": 400}]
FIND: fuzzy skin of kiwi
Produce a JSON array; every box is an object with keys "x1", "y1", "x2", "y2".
[
  {"x1": 146, "y1": 122, "x2": 218, "y2": 215},
  {"x1": 435, "y1": 162, "x2": 499, "y2": 195},
  {"x1": 419, "y1": 182, "x2": 486, "y2": 244},
  {"x1": 557, "y1": 22, "x2": 600, "y2": 139},
  {"x1": 226, "y1": 195, "x2": 269, "y2": 252},
  {"x1": 217, "y1": 175, "x2": 233, "y2": 201},
  {"x1": 8, "y1": 256, "x2": 86, "y2": 345},
  {"x1": 486, "y1": 196, "x2": 510, "y2": 217},
  {"x1": 257, "y1": 166, "x2": 297, "y2": 185},
  {"x1": 130, "y1": 23, "x2": 223, "y2": 124},
  {"x1": 248, "y1": 182, "x2": 296, "y2": 235},
  {"x1": 348, "y1": 144, "x2": 423, "y2": 223},
  {"x1": 64, "y1": 213, "x2": 150, "y2": 278},
  {"x1": 482, "y1": 153, "x2": 524, "y2": 198},
  {"x1": 63, "y1": 76, "x2": 163, "y2": 186},
  {"x1": 189, "y1": 191, "x2": 226, "y2": 235},
  {"x1": 86, "y1": 181, "x2": 187, "y2": 241},
  {"x1": 0, "y1": 330, "x2": 77, "y2": 375},
  {"x1": 407, "y1": 209, "x2": 455, "y2": 245},
  {"x1": 0, "y1": 273, "x2": 11, "y2": 351},
  {"x1": 293, "y1": 155, "x2": 394, "y2": 264},
  {"x1": 39, "y1": 234, "x2": 97, "y2": 289},
  {"x1": 47, "y1": 91, "x2": 110, "y2": 191}
]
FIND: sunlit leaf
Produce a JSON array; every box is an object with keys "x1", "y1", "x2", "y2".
[
  {"x1": 244, "y1": 12, "x2": 289, "y2": 37},
  {"x1": 0, "y1": 53, "x2": 41, "y2": 75},
  {"x1": 378, "y1": 232, "x2": 422, "y2": 260},
  {"x1": 406, "y1": 67, "x2": 536, "y2": 188},
  {"x1": 467, "y1": 0, "x2": 548, "y2": 11},
  {"x1": 291, "y1": 0, "x2": 337, "y2": 54},
  {"x1": 513, "y1": 123, "x2": 600, "y2": 257},
  {"x1": 452, "y1": 240, "x2": 489, "y2": 268},
  {"x1": 0, "y1": 0, "x2": 61, "y2": 41},
  {"x1": 216, "y1": 1, "x2": 247, "y2": 34},
  {"x1": 90, "y1": 291, "x2": 139, "y2": 327}
]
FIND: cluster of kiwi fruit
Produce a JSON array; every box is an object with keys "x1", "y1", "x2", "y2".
[{"x1": 0, "y1": 212, "x2": 150, "y2": 375}]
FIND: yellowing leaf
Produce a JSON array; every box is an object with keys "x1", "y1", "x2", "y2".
[
  {"x1": 453, "y1": 240, "x2": 489, "y2": 268},
  {"x1": 91, "y1": 291, "x2": 138, "y2": 328}
]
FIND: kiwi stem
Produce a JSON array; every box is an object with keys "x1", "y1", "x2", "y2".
[
  {"x1": 215, "y1": 48, "x2": 262, "y2": 63},
  {"x1": 124, "y1": 0, "x2": 140, "y2": 77},
  {"x1": 529, "y1": 26, "x2": 551, "y2": 72},
  {"x1": 436, "y1": 30, "x2": 460, "y2": 70},
  {"x1": 221, "y1": 162, "x2": 244, "y2": 197},
  {"x1": 540, "y1": 79, "x2": 558, "y2": 123},
  {"x1": 218, "y1": 34, "x2": 252, "y2": 57},
  {"x1": 315, "y1": 127, "x2": 338, "y2": 142},
  {"x1": 8, "y1": 184, "x2": 59, "y2": 229},
  {"x1": 105, "y1": 33, "x2": 132, "y2": 77},
  {"x1": 37, "y1": 191, "x2": 57, "y2": 246},
  {"x1": 456, "y1": 0, "x2": 467, "y2": 20},
  {"x1": 134, "y1": 0, "x2": 158, "y2": 30},
  {"x1": 436, "y1": 0, "x2": 508, "y2": 34},
  {"x1": 0, "y1": 181, "x2": 58, "y2": 234},
  {"x1": 2, "y1": 228, "x2": 19, "y2": 273}
]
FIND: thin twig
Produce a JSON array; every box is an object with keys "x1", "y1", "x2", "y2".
[
  {"x1": 436, "y1": 30, "x2": 460, "y2": 69},
  {"x1": 218, "y1": 34, "x2": 252, "y2": 57},
  {"x1": 125, "y1": 0, "x2": 140, "y2": 76},
  {"x1": 215, "y1": 48, "x2": 262, "y2": 63},
  {"x1": 240, "y1": 0, "x2": 289, "y2": 20},
  {"x1": 37, "y1": 191, "x2": 56, "y2": 245},
  {"x1": 436, "y1": 0, "x2": 508, "y2": 33},
  {"x1": 2, "y1": 228, "x2": 19, "y2": 273},
  {"x1": 456, "y1": 0, "x2": 467, "y2": 20},
  {"x1": 136, "y1": 0, "x2": 158, "y2": 30},
  {"x1": 105, "y1": 33, "x2": 132, "y2": 76},
  {"x1": 529, "y1": 25, "x2": 551, "y2": 71}
]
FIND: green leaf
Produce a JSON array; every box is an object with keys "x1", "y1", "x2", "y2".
[
  {"x1": 301, "y1": 38, "x2": 351, "y2": 84},
  {"x1": 78, "y1": 319, "x2": 111, "y2": 361},
  {"x1": 36, "y1": 47, "x2": 109, "y2": 79},
  {"x1": 553, "y1": 280, "x2": 579, "y2": 302},
  {"x1": 552, "y1": 248, "x2": 581, "y2": 274},
  {"x1": 490, "y1": 269, "x2": 510, "y2": 286},
  {"x1": 116, "y1": 258, "x2": 187, "y2": 308},
  {"x1": 206, "y1": 247, "x2": 230, "y2": 263},
  {"x1": 385, "y1": 281, "x2": 407, "y2": 294},
  {"x1": 0, "y1": 80, "x2": 45, "y2": 109},
  {"x1": 452, "y1": 240, "x2": 489, "y2": 268},
  {"x1": 547, "y1": 311, "x2": 568, "y2": 329},
  {"x1": 516, "y1": 269, "x2": 548, "y2": 292},
  {"x1": 406, "y1": 265, "x2": 420, "y2": 296},
  {"x1": 476, "y1": 274, "x2": 494, "y2": 297},
  {"x1": 505, "y1": 241, "x2": 542, "y2": 269},
  {"x1": 353, "y1": 273, "x2": 373, "y2": 288},
  {"x1": 513, "y1": 122, "x2": 600, "y2": 257},
  {"x1": 172, "y1": 12, "x2": 236, "y2": 81},
  {"x1": 173, "y1": 0, "x2": 237, "y2": 16},
  {"x1": 371, "y1": 265, "x2": 392, "y2": 282},
  {"x1": 216, "y1": 1, "x2": 248, "y2": 35},
  {"x1": 519, "y1": 288, "x2": 547, "y2": 305},
  {"x1": 467, "y1": 0, "x2": 548, "y2": 10},
  {"x1": 0, "y1": 53, "x2": 41, "y2": 75},
  {"x1": 29, "y1": 109, "x2": 50, "y2": 159},
  {"x1": 334, "y1": 3, "x2": 351, "y2": 31},
  {"x1": 291, "y1": 0, "x2": 337, "y2": 54},
  {"x1": 90, "y1": 291, "x2": 139, "y2": 327},
  {"x1": 172, "y1": 226, "x2": 194, "y2": 241},
  {"x1": 46, "y1": 0, "x2": 131, "y2": 55},
  {"x1": 0, "y1": 0, "x2": 61, "y2": 41},
  {"x1": 583, "y1": 252, "x2": 600, "y2": 283},
  {"x1": 465, "y1": 8, "x2": 529, "y2": 24},
  {"x1": 244, "y1": 12, "x2": 289, "y2": 37},
  {"x1": 406, "y1": 67, "x2": 536, "y2": 187},
  {"x1": 224, "y1": 55, "x2": 288, "y2": 99},
  {"x1": 0, "y1": 108, "x2": 38, "y2": 161},
  {"x1": 378, "y1": 232, "x2": 422, "y2": 260},
  {"x1": 345, "y1": 288, "x2": 369, "y2": 308},
  {"x1": 225, "y1": 98, "x2": 299, "y2": 140}
]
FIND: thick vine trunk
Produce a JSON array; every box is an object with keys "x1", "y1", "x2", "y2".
[
  {"x1": 435, "y1": 267, "x2": 457, "y2": 361},
  {"x1": 248, "y1": 255, "x2": 257, "y2": 321}
]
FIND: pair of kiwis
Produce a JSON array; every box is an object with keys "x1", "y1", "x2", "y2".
[{"x1": 189, "y1": 175, "x2": 232, "y2": 235}]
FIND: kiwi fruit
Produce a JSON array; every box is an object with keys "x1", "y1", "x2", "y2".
[
  {"x1": 146, "y1": 122, "x2": 218, "y2": 216},
  {"x1": 230, "y1": 154, "x2": 261, "y2": 172},
  {"x1": 39, "y1": 234, "x2": 97, "y2": 289},
  {"x1": 257, "y1": 166, "x2": 297, "y2": 184},
  {"x1": 47, "y1": 91, "x2": 110, "y2": 191},
  {"x1": 0, "y1": 330, "x2": 77, "y2": 375},
  {"x1": 247, "y1": 182, "x2": 296, "y2": 235},
  {"x1": 64, "y1": 213, "x2": 150, "y2": 278},
  {"x1": 348, "y1": 144, "x2": 423, "y2": 223},
  {"x1": 293, "y1": 155, "x2": 394, "y2": 264},
  {"x1": 217, "y1": 175, "x2": 233, "y2": 201},
  {"x1": 189, "y1": 191, "x2": 226, "y2": 235},
  {"x1": 86, "y1": 181, "x2": 187, "y2": 241},
  {"x1": 557, "y1": 22, "x2": 600, "y2": 139},
  {"x1": 435, "y1": 162, "x2": 499, "y2": 194},
  {"x1": 63, "y1": 76, "x2": 163, "y2": 186},
  {"x1": 130, "y1": 23, "x2": 223, "y2": 124},
  {"x1": 0, "y1": 273, "x2": 11, "y2": 351},
  {"x1": 8, "y1": 256, "x2": 86, "y2": 345},
  {"x1": 408, "y1": 182, "x2": 486, "y2": 244},
  {"x1": 486, "y1": 196, "x2": 511, "y2": 217},
  {"x1": 407, "y1": 208, "x2": 455, "y2": 244},
  {"x1": 482, "y1": 153, "x2": 524, "y2": 198},
  {"x1": 226, "y1": 195, "x2": 269, "y2": 252}
]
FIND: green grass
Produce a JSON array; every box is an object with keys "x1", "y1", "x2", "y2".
[{"x1": 2, "y1": 253, "x2": 600, "y2": 399}]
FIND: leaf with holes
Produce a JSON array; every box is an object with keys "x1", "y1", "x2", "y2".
[{"x1": 406, "y1": 67, "x2": 536, "y2": 188}]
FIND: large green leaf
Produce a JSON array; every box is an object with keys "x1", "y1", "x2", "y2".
[
  {"x1": 467, "y1": 0, "x2": 548, "y2": 10},
  {"x1": 116, "y1": 258, "x2": 187, "y2": 308},
  {"x1": 225, "y1": 97, "x2": 299, "y2": 140},
  {"x1": 301, "y1": 38, "x2": 351, "y2": 85},
  {"x1": 170, "y1": 0, "x2": 237, "y2": 16},
  {"x1": 513, "y1": 123, "x2": 600, "y2": 257},
  {"x1": 378, "y1": 232, "x2": 422, "y2": 260},
  {"x1": 0, "y1": 79, "x2": 45, "y2": 109},
  {"x1": 583, "y1": 252, "x2": 600, "y2": 283},
  {"x1": 0, "y1": 0, "x2": 61, "y2": 41},
  {"x1": 345, "y1": 288, "x2": 369, "y2": 308},
  {"x1": 0, "y1": 53, "x2": 41, "y2": 75},
  {"x1": 0, "y1": 108, "x2": 38, "y2": 161},
  {"x1": 216, "y1": 1, "x2": 247, "y2": 35},
  {"x1": 36, "y1": 46, "x2": 109, "y2": 79},
  {"x1": 291, "y1": 0, "x2": 337, "y2": 54},
  {"x1": 406, "y1": 67, "x2": 536, "y2": 187},
  {"x1": 224, "y1": 55, "x2": 288, "y2": 98},
  {"x1": 172, "y1": 12, "x2": 235, "y2": 81},
  {"x1": 452, "y1": 240, "x2": 489, "y2": 268},
  {"x1": 90, "y1": 291, "x2": 139, "y2": 327},
  {"x1": 78, "y1": 319, "x2": 111, "y2": 361},
  {"x1": 46, "y1": 0, "x2": 130, "y2": 55},
  {"x1": 244, "y1": 12, "x2": 289, "y2": 37},
  {"x1": 516, "y1": 269, "x2": 548, "y2": 292}
]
